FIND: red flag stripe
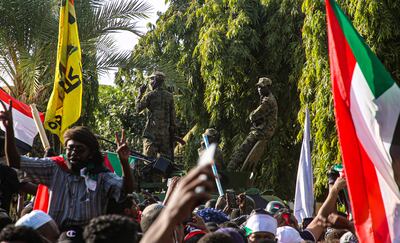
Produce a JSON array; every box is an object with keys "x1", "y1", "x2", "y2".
[
  {"x1": 33, "y1": 184, "x2": 50, "y2": 212},
  {"x1": 325, "y1": 1, "x2": 355, "y2": 105},
  {"x1": 332, "y1": 75, "x2": 391, "y2": 242},
  {"x1": 0, "y1": 89, "x2": 44, "y2": 121},
  {"x1": 103, "y1": 154, "x2": 115, "y2": 173}
]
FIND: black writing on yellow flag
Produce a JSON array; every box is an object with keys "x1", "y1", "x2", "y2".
[{"x1": 45, "y1": 0, "x2": 82, "y2": 142}]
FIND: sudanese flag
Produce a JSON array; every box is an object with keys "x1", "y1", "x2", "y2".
[{"x1": 326, "y1": 0, "x2": 400, "y2": 242}]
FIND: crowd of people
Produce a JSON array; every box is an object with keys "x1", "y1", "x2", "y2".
[{"x1": 0, "y1": 103, "x2": 358, "y2": 242}]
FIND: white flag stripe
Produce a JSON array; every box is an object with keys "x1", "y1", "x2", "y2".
[
  {"x1": 0, "y1": 102, "x2": 38, "y2": 146},
  {"x1": 350, "y1": 64, "x2": 400, "y2": 198},
  {"x1": 294, "y1": 108, "x2": 314, "y2": 222},
  {"x1": 349, "y1": 63, "x2": 400, "y2": 241}
]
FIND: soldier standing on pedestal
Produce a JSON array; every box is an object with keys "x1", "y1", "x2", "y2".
[
  {"x1": 136, "y1": 71, "x2": 176, "y2": 161},
  {"x1": 228, "y1": 77, "x2": 278, "y2": 171}
]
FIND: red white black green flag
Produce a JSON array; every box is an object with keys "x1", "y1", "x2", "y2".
[{"x1": 326, "y1": 0, "x2": 400, "y2": 242}]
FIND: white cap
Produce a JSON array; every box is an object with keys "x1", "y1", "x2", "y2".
[
  {"x1": 276, "y1": 226, "x2": 303, "y2": 243},
  {"x1": 15, "y1": 210, "x2": 53, "y2": 230},
  {"x1": 245, "y1": 213, "x2": 278, "y2": 236}
]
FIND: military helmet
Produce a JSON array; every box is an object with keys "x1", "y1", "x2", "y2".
[
  {"x1": 202, "y1": 128, "x2": 218, "y2": 138},
  {"x1": 148, "y1": 71, "x2": 166, "y2": 79},
  {"x1": 256, "y1": 77, "x2": 272, "y2": 87},
  {"x1": 265, "y1": 201, "x2": 286, "y2": 215}
]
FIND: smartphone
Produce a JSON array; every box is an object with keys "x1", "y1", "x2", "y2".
[
  {"x1": 167, "y1": 178, "x2": 173, "y2": 187},
  {"x1": 226, "y1": 190, "x2": 237, "y2": 208},
  {"x1": 197, "y1": 143, "x2": 216, "y2": 166}
]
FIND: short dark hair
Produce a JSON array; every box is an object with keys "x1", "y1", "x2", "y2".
[
  {"x1": 83, "y1": 215, "x2": 138, "y2": 243},
  {"x1": 218, "y1": 221, "x2": 239, "y2": 229},
  {"x1": 106, "y1": 195, "x2": 135, "y2": 215},
  {"x1": 198, "y1": 232, "x2": 235, "y2": 243},
  {"x1": 0, "y1": 208, "x2": 12, "y2": 230},
  {"x1": 204, "y1": 199, "x2": 216, "y2": 209},
  {"x1": 0, "y1": 225, "x2": 43, "y2": 243}
]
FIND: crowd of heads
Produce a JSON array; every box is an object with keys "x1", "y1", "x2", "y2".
[{"x1": 0, "y1": 143, "x2": 358, "y2": 243}]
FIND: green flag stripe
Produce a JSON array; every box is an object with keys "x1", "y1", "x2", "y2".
[
  {"x1": 106, "y1": 152, "x2": 136, "y2": 177},
  {"x1": 106, "y1": 152, "x2": 123, "y2": 176},
  {"x1": 329, "y1": 0, "x2": 395, "y2": 98}
]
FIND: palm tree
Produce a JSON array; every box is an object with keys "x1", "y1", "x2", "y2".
[
  {"x1": 0, "y1": 0, "x2": 152, "y2": 119},
  {"x1": 0, "y1": 0, "x2": 58, "y2": 103}
]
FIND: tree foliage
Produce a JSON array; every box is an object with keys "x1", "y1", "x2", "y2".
[
  {"x1": 94, "y1": 84, "x2": 144, "y2": 152},
  {"x1": 116, "y1": 0, "x2": 305, "y2": 199},
  {"x1": 113, "y1": 0, "x2": 400, "y2": 200}
]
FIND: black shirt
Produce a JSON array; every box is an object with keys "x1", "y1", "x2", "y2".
[{"x1": 0, "y1": 163, "x2": 20, "y2": 212}]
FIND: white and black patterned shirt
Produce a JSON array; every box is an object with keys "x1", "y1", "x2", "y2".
[{"x1": 20, "y1": 156, "x2": 123, "y2": 228}]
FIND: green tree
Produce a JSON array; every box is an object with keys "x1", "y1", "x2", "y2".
[
  {"x1": 94, "y1": 84, "x2": 144, "y2": 152},
  {"x1": 117, "y1": 0, "x2": 305, "y2": 199}
]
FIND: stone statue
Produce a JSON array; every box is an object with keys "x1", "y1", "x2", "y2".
[
  {"x1": 136, "y1": 71, "x2": 176, "y2": 161},
  {"x1": 228, "y1": 77, "x2": 278, "y2": 171},
  {"x1": 198, "y1": 128, "x2": 225, "y2": 170}
]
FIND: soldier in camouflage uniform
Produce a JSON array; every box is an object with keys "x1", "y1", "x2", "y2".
[
  {"x1": 136, "y1": 71, "x2": 176, "y2": 161},
  {"x1": 228, "y1": 77, "x2": 278, "y2": 171},
  {"x1": 198, "y1": 128, "x2": 225, "y2": 170}
]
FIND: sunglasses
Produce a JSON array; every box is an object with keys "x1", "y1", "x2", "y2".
[{"x1": 65, "y1": 145, "x2": 87, "y2": 153}]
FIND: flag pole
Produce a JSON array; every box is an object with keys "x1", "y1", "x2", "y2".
[
  {"x1": 202, "y1": 134, "x2": 224, "y2": 197},
  {"x1": 30, "y1": 104, "x2": 50, "y2": 150}
]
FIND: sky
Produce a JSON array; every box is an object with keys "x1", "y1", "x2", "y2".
[{"x1": 99, "y1": 0, "x2": 169, "y2": 85}]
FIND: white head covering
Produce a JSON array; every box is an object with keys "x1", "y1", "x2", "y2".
[
  {"x1": 340, "y1": 231, "x2": 358, "y2": 243},
  {"x1": 15, "y1": 210, "x2": 53, "y2": 230},
  {"x1": 276, "y1": 226, "x2": 303, "y2": 243},
  {"x1": 244, "y1": 213, "x2": 278, "y2": 236}
]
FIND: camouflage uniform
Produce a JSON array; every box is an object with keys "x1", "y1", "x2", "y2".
[
  {"x1": 136, "y1": 76, "x2": 176, "y2": 161},
  {"x1": 198, "y1": 128, "x2": 226, "y2": 170},
  {"x1": 228, "y1": 77, "x2": 278, "y2": 171}
]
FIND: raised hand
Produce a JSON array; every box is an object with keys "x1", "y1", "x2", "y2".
[
  {"x1": 164, "y1": 163, "x2": 214, "y2": 224},
  {"x1": 115, "y1": 129, "x2": 130, "y2": 163},
  {"x1": 332, "y1": 176, "x2": 347, "y2": 193},
  {"x1": 187, "y1": 214, "x2": 208, "y2": 231},
  {"x1": 138, "y1": 84, "x2": 147, "y2": 97},
  {"x1": 163, "y1": 176, "x2": 180, "y2": 205},
  {"x1": 0, "y1": 100, "x2": 13, "y2": 130}
]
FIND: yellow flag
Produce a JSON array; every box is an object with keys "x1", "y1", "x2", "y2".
[{"x1": 45, "y1": 0, "x2": 82, "y2": 142}]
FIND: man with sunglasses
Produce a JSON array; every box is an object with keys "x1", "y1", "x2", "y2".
[
  {"x1": 136, "y1": 71, "x2": 177, "y2": 161},
  {"x1": 0, "y1": 101, "x2": 134, "y2": 230}
]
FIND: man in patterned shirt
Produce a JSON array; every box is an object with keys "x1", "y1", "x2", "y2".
[{"x1": 0, "y1": 101, "x2": 134, "y2": 229}]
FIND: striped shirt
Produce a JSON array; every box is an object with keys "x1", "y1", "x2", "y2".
[{"x1": 20, "y1": 156, "x2": 123, "y2": 228}]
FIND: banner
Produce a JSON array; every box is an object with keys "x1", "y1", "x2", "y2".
[
  {"x1": 294, "y1": 108, "x2": 314, "y2": 223},
  {"x1": 0, "y1": 89, "x2": 44, "y2": 153},
  {"x1": 326, "y1": 0, "x2": 400, "y2": 242},
  {"x1": 44, "y1": 0, "x2": 82, "y2": 142}
]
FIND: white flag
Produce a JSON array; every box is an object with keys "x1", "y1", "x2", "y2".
[{"x1": 294, "y1": 108, "x2": 314, "y2": 223}]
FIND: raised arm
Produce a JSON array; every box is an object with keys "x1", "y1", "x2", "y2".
[
  {"x1": 306, "y1": 176, "x2": 347, "y2": 240},
  {"x1": 115, "y1": 129, "x2": 134, "y2": 193},
  {"x1": 0, "y1": 100, "x2": 20, "y2": 168},
  {"x1": 135, "y1": 84, "x2": 148, "y2": 113},
  {"x1": 141, "y1": 163, "x2": 214, "y2": 243}
]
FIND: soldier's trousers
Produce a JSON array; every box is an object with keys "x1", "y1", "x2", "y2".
[
  {"x1": 228, "y1": 134, "x2": 259, "y2": 171},
  {"x1": 143, "y1": 137, "x2": 173, "y2": 161}
]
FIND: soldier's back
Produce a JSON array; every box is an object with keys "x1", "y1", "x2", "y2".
[{"x1": 145, "y1": 89, "x2": 174, "y2": 134}]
